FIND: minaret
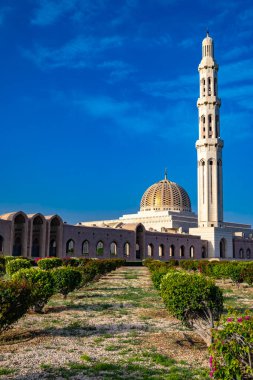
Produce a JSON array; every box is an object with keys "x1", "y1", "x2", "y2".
[{"x1": 196, "y1": 33, "x2": 224, "y2": 228}]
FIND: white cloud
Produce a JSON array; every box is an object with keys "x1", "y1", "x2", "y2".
[{"x1": 22, "y1": 35, "x2": 124, "y2": 69}]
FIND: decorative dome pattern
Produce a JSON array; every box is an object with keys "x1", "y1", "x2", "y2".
[{"x1": 140, "y1": 178, "x2": 191, "y2": 212}]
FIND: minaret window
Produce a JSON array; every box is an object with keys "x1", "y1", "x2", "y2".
[
  {"x1": 208, "y1": 77, "x2": 211, "y2": 96},
  {"x1": 215, "y1": 115, "x2": 219, "y2": 137},
  {"x1": 214, "y1": 78, "x2": 217, "y2": 96},
  {"x1": 208, "y1": 115, "x2": 212, "y2": 137},
  {"x1": 202, "y1": 78, "x2": 206, "y2": 96}
]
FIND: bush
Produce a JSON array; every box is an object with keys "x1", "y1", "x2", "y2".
[
  {"x1": 37, "y1": 258, "x2": 63, "y2": 270},
  {"x1": 160, "y1": 271, "x2": 223, "y2": 345},
  {"x1": 209, "y1": 313, "x2": 253, "y2": 379},
  {"x1": 62, "y1": 257, "x2": 80, "y2": 267},
  {"x1": 77, "y1": 263, "x2": 98, "y2": 287},
  {"x1": 6, "y1": 259, "x2": 32, "y2": 276},
  {"x1": 12, "y1": 268, "x2": 55, "y2": 313},
  {"x1": 179, "y1": 260, "x2": 199, "y2": 271},
  {"x1": 51, "y1": 267, "x2": 82, "y2": 298},
  {"x1": 0, "y1": 279, "x2": 31, "y2": 333},
  {"x1": 151, "y1": 267, "x2": 169, "y2": 290}
]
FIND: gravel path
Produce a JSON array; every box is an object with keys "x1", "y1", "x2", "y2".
[{"x1": 0, "y1": 267, "x2": 209, "y2": 379}]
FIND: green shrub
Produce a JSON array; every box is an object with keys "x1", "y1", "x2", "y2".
[
  {"x1": 12, "y1": 268, "x2": 55, "y2": 313},
  {"x1": 77, "y1": 263, "x2": 98, "y2": 287},
  {"x1": 51, "y1": 267, "x2": 82, "y2": 298},
  {"x1": 209, "y1": 313, "x2": 253, "y2": 379},
  {"x1": 160, "y1": 270, "x2": 223, "y2": 345},
  {"x1": 6, "y1": 259, "x2": 32, "y2": 276},
  {"x1": 179, "y1": 260, "x2": 199, "y2": 271},
  {"x1": 0, "y1": 279, "x2": 31, "y2": 333},
  {"x1": 62, "y1": 257, "x2": 80, "y2": 267},
  {"x1": 37, "y1": 258, "x2": 63, "y2": 270},
  {"x1": 78, "y1": 258, "x2": 92, "y2": 266},
  {"x1": 151, "y1": 267, "x2": 169, "y2": 290}
]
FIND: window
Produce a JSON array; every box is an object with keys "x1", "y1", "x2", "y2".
[
  {"x1": 202, "y1": 246, "x2": 206, "y2": 258},
  {"x1": 159, "y1": 244, "x2": 165, "y2": 257},
  {"x1": 82, "y1": 240, "x2": 89, "y2": 255},
  {"x1": 110, "y1": 242, "x2": 117, "y2": 256},
  {"x1": 66, "y1": 239, "x2": 75, "y2": 254},
  {"x1": 246, "y1": 249, "x2": 251, "y2": 259},
  {"x1": 147, "y1": 244, "x2": 154, "y2": 257},
  {"x1": 180, "y1": 245, "x2": 185, "y2": 257},
  {"x1": 239, "y1": 248, "x2": 244, "y2": 259},
  {"x1": 170, "y1": 245, "x2": 175, "y2": 257},
  {"x1": 124, "y1": 242, "x2": 130, "y2": 256},
  {"x1": 96, "y1": 241, "x2": 104, "y2": 256},
  {"x1": 189, "y1": 246, "x2": 195, "y2": 258}
]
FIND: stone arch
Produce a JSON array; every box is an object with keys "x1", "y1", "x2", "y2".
[
  {"x1": 180, "y1": 245, "x2": 185, "y2": 258},
  {"x1": 82, "y1": 240, "x2": 89, "y2": 255},
  {"x1": 136, "y1": 223, "x2": 145, "y2": 260},
  {"x1": 220, "y1": 238, "x2": 226, "y2": 258},
  {"x1": 47, "y1": 215, "x2": 63, "y2": 257},
  {"x1": 124, "y1": 242, "x2": 130, "y2": 257},
  {"x1": 147, "y1": 243, "x2": 154, "y2": 257},
  {"x1": 12, "y1": 212, "x2": 28, "y2": 256},
  {"x1": 202, "y1": 246, "x2": 207, "y2": 258},
  {"x1": 66, "y1": 239, "x2": 75, "y2": 255},
  {"x1": 239, "y1": 248, "x2": 244, "y2": 259},
  {"x1": 110, "y1": 241, "x2": 117, "y2": 256},
  {"x1": 30, "y1": 214, "x2": 45, "y2": 258},
  {"x1": 96, "y1": 241, "x2": 104, "y2": 256},
  {"x1": 159, "y1": 244, "x2": 165, "y2": 257},
  {"x1": 170, "y1": 244, "x2": 175, "y2": 257},
  {"x1": 0, "y1": 235, "x2": 3, "y2": 252},
  {"x1": 189, "y1": 245, "x2": 195, "y2": 258},
  {"x1": 246, "y1": 248, "x2": 251, "y2": 259},
  {"x1": 49, "y1": 239, "x2": 57, "y2": 257}
]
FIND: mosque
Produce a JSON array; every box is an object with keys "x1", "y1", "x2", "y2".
[{"x1": 0, "y1": 34, "x2": 252, "y2": 261}]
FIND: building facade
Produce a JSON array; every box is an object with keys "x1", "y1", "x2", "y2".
[{"x1": 0, "y1": 33, "x2": 252, "y2": 261}]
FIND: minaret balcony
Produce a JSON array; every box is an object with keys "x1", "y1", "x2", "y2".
[
  {"x1": 196, "y1": 138, "x2": 224, "y2": 149},
  {"x1": 197, "y1": 97, "x2": 221, "y2": 106}
]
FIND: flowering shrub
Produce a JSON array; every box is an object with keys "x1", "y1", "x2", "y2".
[
  {"x1": 209, "y1": 313, "x2": 253, "y2": 379},
  {"x1": 37, "y1": 258, "x2": 63, "y2": 270},
  {"x1": 6, "y1": 259, "x2": 32, "y2": 276},
  {"x1": 12, "y1": 268, "x2": 55, "y2": 313},
  {"x1": 160, "y1": 270, "x2": 223, "y2": 345},
  {"x1": 51, "y1": 267, "x2": 82, "y2": 298},
  {"x1": 0, "y1": 279, "x2": 31, "y2": 333}
]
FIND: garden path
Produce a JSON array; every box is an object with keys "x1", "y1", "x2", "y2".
[{"x1": 0, "y1": 266, "x2": 209, "y2": 379}]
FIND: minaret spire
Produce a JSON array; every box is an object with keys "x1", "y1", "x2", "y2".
[
  {"x1": 164, "y1": 168, "x2": 168, "y2": 180},
  {"x1": 196, "y1": 33, "x2": 224, "y2": 227}
]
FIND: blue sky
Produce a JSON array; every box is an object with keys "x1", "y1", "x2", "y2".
[{"x1": 0, "y1": 0, "x2": 253, "y2": 224}]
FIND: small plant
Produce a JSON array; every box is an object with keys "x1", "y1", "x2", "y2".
[
  {"x1": 6, "y1": 259, "x2": 31, "y2": 276},
  {"x1": 12, "y1": 268, "x2": 55, "y2": 313},
  {"x1": 160, "y1": 270, "x2": 223, "y2": 345},
  {"x1": 37, "y1": 258, "x2": 63, "y2": 270},
  {"x1": 0, "y1": 279, "x2": 31, "y2": 333},
  {"x1": 209, "y1": 313, "x2": 253, "y2": 379},
  {"x1": 51, "y1": 267, "x2": 82, "y2": 298}
]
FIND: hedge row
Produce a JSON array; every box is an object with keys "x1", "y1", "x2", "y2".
[
  {"x1": 178, "y1": 260, "x2": 253, "y2": 285},
  {"x1": 143, "y1": 258, "x2": 253, "y2": 285},
  {"x1": 0, "y1": 258, "x2": 125, "y2": 333}
]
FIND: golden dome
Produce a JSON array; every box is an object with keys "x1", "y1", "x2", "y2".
[{"x1": 140, "y1": 176, "x2": 191, "y2": 212}]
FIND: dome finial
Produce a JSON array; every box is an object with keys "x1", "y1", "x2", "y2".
[
  {"x1": 206, "y1": 28, "x2": 209, "y2": 37},
  {"x1": 164, "y1": 168, "x2": 168, "y2": 180}
]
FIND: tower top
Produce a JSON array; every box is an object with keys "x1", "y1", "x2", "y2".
[{"x1": 201, "y1": 32, "x2": 214, "y2": 59}]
